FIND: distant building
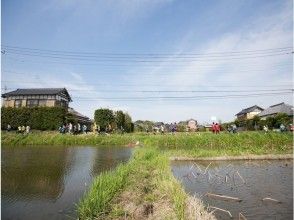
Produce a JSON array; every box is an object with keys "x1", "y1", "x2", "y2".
[
  {"x1": 187, "y1": 119, "x2": 197, "y2": 131},
  {"x1": 258, "y1": 102, "x2": 293, "y2": 119},
  {"x1": 235, "y1": 105, "x2": 264, "y2": 121},
  {"x1": 2, "y1": 88, "x2": 93, "y2": 126},
  {"x1": 2, "y1": 88, "x2": 72, "y2": 108}
]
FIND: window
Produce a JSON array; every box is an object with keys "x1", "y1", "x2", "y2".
[
  {"x1": 14, "y1": 100, "x2": 22, "y2": 108},
  {"x1": 38, "y1": 100, "x2": 47, "y2": 107},
  {"x1": 27, "y1": 99, "x2": 38, "y2": 107}
]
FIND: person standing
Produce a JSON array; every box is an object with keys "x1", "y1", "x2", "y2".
[
  {"x1": 21, "y1": 125, "x2": 26, "y2": 134},
  {"x1": 69, "y1": 123, "x2": 73, "y2": 134},
  {"x1": 160, "y1": 125, "x2": 165, "y2": 134},
  {"x1": 212, "y1": 122, "x2": 216, "y2": 134},
  {"x1": 77, "y1": 123, "x2": 81, "y2": 134},
  {"x1": 215, "y1": 123, "x2": 220, "y2": 134},
  {"x1": 263, "y1": 125, "x2": 268, "y2": 133},
  {"x1": 26, "y1": 125, "x2": 30, "y2": 134},
  {"x1": 7, "y1": 124, "x2": 11, "y2": 132}
]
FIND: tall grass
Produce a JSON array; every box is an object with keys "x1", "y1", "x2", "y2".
[
  {"x1": 2, "y1": 131, "x2": 292, "y2": 157},
  {"x1": 77, "y1": 147, "x2": 201, "y2": 219},
  {"x1": 78, "y1": 162, "x2": 131, "y2": 219}
]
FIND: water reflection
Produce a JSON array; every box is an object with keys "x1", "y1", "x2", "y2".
[
  {"x1": 2, "y1": 146, "x2": 132, "y2": 220},
  {"x1": 172, "y1": 160, "x2": 293, "y2": 220}
]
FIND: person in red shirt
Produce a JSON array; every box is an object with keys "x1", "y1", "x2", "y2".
[
  {"x1": 215, "y1": 123, "x2": 220, "y2": 134},
  {"x1": 212, "y1": 122, "x2": 216, "y2": 134}
]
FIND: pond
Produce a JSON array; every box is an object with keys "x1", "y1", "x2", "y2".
[
  {"x1": 2, "y1": 146, "x2": 133, "y2": 220},
  {"x1": 172, "y1": 159, "x2": 293, "y2": 220}
]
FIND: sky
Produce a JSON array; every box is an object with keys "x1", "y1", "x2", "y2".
[{"x1": 1, "y1": 0, "x2": 293, "y2": 124}]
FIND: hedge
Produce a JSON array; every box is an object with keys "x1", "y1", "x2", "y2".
[{"x1": 1, "y1": 107, "x2": 66, "y2": 130}]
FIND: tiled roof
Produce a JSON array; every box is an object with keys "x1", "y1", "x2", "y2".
[
  {"x1": 236, "y1": 105, "x2": 264, "y2": 116},
  {"x1": 258, "y1": 102, "x2": 293, "y2": 117},
  {"x1": 2, "y1": 88, "x2": 72, "y2": 101},
  {"x1": 68, "y1": 108, "x2": 93, "y2": 123}
]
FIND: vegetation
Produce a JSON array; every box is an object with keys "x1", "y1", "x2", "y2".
[
  {"x1": 2, "y1": 131, "x2": 292, "y2": 157},
  {"x1": 94, "y1": 108, "x2": 134, "y2": 132},
  {"x1": 1, "y1": 107, "x2": 66, "y2": 130},
  {"x1": 1, "y1": 131, "x2": 136, "y2": 146},
  {"x1": 223, "y1": 113, "x2": 293, "y2": 131},
  {"x1": 78, "y1": 147, "x2": 215, "y2": 219}
]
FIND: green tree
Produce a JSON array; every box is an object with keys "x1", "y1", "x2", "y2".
[
  {"x1": 124, "y1": 113, "x2": 134, "y2": 132},
  {"x1": 94, "y1": 108, "x2": 115, "y2": 131},
  {"x1": 274, "y1": 113, "x2": 291, "y2": 128},
  {"x1": 115, "y1": 111, "x2": 125, "y2": 130}
]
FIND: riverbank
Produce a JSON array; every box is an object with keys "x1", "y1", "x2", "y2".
[
  {"x1": 78, "y1": 147, "x2": 216, "y2": 219},
  {"x1": 2, "y1": 131, "x2": 293, "y2": 157}
]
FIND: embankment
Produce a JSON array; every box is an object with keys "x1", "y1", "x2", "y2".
[
  {"x1": 78, "y1": 147, "x2": 216, "y2": 220},
  {"x1": 2, "y1": 131, "x2": 292, "y2": 158}
]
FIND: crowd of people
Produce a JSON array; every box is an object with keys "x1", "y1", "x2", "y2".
[
  {"x1": 58, "y1": 123, "x2": 88, "y2": 134},
  {"x1": 7, "y1": 124, "x2": 30, "y2": 134}
]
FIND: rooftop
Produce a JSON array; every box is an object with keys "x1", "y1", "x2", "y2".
[
  {"x1": 236, "y1": 105, "x2": 264, "y2": 116},
  {"x1": 259, "y1": 102, "x2": 293, "y2": 117},
  {"x1": 2, "y1": 88, "x2": 72, "y2": 101}
]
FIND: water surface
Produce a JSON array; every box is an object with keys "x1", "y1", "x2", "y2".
[
  {"x1": 172, "y1": 160, "x2": 293, "y2": 220},
  {"x1": 2, "y1": 146, "x2": 132, "y2": 220}
]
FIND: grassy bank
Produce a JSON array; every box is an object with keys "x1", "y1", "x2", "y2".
[
  {"x1": 141, "y1": 132, "x2": 293, "y2": 157},
  {"x1": 2, "y1": 131, "x2": 292, "y2": 157},
  {"x1": 78, "y1": 147, "x2": 215, "y2": 219},
  {"x1": 1, "y1": 131, "x2": 136, "y2": 146}
]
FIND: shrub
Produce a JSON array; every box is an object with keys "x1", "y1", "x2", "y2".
[{"x1": 1, "y1": 107, "x2": 66, "y2": 130}]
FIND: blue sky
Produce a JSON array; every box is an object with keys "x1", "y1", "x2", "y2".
[{"x1": 2, "y1": 0, "x2": 293, "y2": 123}]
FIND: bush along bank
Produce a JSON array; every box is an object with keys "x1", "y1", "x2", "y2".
[{"x1": 78, "y1": 147, "x2": 215, "y2": 220}]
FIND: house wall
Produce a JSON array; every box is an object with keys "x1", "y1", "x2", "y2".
[
  {"x1": 3, "y1": 99, "x2": 60, "y2": 108},
  {"x1": 246, "y1": 111, "x2": 261, "y2": 119},
  {"x1": 237, "y1": 110, "x2": 262, "y2": 120},
  {"x1": 21, "y1": 100, "x2": 27, "y2": 107},
  {"x1": 3, "y1": 100, "x2": 15, "y2": 107},
  {"x1": 46, "y1": 100, "x2": 56, "y2": 107}
]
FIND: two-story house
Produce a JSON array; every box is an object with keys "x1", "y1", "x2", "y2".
[
  {"x1": 2, "y1": 88, "x2": 92, "y2": 126},
  {"x1": 235, "y1": 105, "x2": 264, "y2": 121},
  {"x1": 2, "y1": 88, "x2": 72, "y2": 108}
]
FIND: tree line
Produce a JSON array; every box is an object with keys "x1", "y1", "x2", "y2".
[
  {"x1": 222, "y1": 113, "x2": 292, "y2": 131},
  {"x1": 94, "y1": 108, "x2": 134, "y2": 133}
]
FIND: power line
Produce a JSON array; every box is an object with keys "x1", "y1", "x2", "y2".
[
  {"x1": 4, "y1": 55, "x2": 292, "y2": 67},
  {"x1": 1, "y1": 80, "x2": 292, "y2": 88},
  {"x1": 2, "y1": 45, "x2": 292, "y2": 56},
  {"x1": 3, "y1": 50, "x2": 291, "y2": 62},
  {"x1": 3, "y1": 47, "x2": 292, "y2": 59},
  {"x1": 2, "y1": 65, "x2": 292, "y2": 77},
  {"x1": 1, "y1": 87, "x2": 292, "y2": 93},
  {"x1": 70, "y1": 91, "x2": 293, "y2": 101}
]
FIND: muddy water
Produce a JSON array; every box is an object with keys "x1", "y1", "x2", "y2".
[
  {"x1": 172, "y1": 160, "x2": 293, "y2": 220},
  {"x1": 2, "y1": 146, "x2": 132, "y2": 220}
]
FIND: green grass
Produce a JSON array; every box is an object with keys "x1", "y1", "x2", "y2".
[
  {"x1": 2, "y1": 131, "x2": 292, "y2": 157},
  {"x1": 1, "y1": 131, "x2": 136, "y2": 146},
  {"x1": 77, "y1": 147, "x2": 190, "y2": 219}
]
